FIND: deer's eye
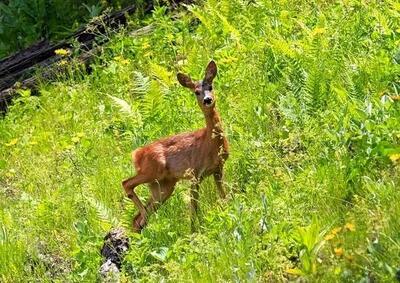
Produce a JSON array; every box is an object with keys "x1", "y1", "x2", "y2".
[{"x1": 195, "y1": 91, "x2": 201, "y2": 96}]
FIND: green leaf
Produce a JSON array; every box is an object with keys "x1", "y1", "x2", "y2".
[
  {"x1": 0, "y1": 159, "x2": 6, "y2": 169},
  {"x1": 150, "y1": 247, "x2": 169, "y2": 262}
]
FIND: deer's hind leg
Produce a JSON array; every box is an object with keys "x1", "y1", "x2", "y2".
[
  {"x1": 132, "y1": 178, "x2": 177, "y2": 232},
  {"x1": 122, "y1": 174, "x2": 152, "y2": 218},
  {"x1": 190, "y1": 181, "x2": 200, "y2": 232}
]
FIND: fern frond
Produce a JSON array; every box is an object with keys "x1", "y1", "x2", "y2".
[
  {"x1": 286, "y1": 57, "x2": 306, "y2": 97},
  {"x1": 132, "y1": 71, "x2": 150, "y2": 96},
  {"x1": 149, "y1": 63, "x2": 174, "y2": 88},
  {"x1": 106, "y1": 94, "x2": 133, "y2": 116},
  {"x1": 140, "y1": 81, "x2": 164, "y2": 120},
  {"x1": 86, "y1": 196, "x2": 120, "y2": 228}
]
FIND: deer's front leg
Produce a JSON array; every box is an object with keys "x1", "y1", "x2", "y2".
[
  {"x1": 213, "y1": 167, "x2": 226, "y2": 199},
  {"x1": 190, "y1": 181, "x2": 200, "y2": 232}
]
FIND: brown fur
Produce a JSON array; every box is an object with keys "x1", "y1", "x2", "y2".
[{"x1": 122, "y1": 61, "x2": 228, "y2": 232}]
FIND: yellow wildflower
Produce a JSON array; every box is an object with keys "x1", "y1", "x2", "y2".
[
  {"x1": 55, "y1": 48, "x2": 70, "y2": 56},
  {"x1": 334, "y1": 247, "x2": 344, "y2": 257},
  {"x1": 58, "y1": 59, "x2": 68, "y2": 66},
  {"x1": 114, "y1": 56, "x2": 129, "y2": 65},
  {"x1": 72, "y1": 137, "x2": 80, "y2": 143},
  {"x1": 389, "y1": 153, "x2": 400, "y2": 163},
  {"x1": 76, "y1": 132, "x2": 85, "y2": 138},
  {"x1": 121, "y1": 59, "x2": 130, "y2": 65},
  {"x1": 331, "y1": 227, "x2": 342, "y2": 235},
  {"x1": 324, "y1": 233, "x2": 335, "y2": 241},
  {"x1": 279, "y1": 10, "x2": 289, "y2": 19},
  {"x1": 311, "y1": 27, "x2": 326, "y2": 36},
  {"x1": 5, "y1": 138, "x2": 18, "y2": 147},
  {"x1": 334, "y1": 266, "x2": 341, "y2": 275},
  {"x1": 344, "y1": 223, "x2": 356, "y2": 232},
  {"x1": 5, "y1": 169, "x2": 16, "y2": 178}
]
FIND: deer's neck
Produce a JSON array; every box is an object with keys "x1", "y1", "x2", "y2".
[{"x1": 204, "y1": 107, "x2": 224, "y2": 139}]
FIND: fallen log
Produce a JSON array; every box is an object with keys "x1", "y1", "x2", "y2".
[
  {"x1": 0, "y1": 2, "x2": 154, "y2": 113},
  {"x1": 0, "y1": 3, "x2": 147, "y2": 80}
]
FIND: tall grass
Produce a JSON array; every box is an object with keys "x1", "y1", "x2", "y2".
[{"x1": 1, "y1": 0, "x2": 400, "y2": 281}]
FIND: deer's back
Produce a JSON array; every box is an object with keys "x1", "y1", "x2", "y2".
[{"x1": 132, "y1": 128, "x2": 226, "y2": 180}]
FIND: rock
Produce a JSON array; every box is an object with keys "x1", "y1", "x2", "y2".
[
  {"x1": 99, "y1": 227, "x2": 129, "y2": 280},
  {"x1": 99, "y1": 259, "x2": 120, "y2": 282}
]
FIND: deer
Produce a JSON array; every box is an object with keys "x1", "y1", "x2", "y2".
[{"x1": 122, "y1": 60, "x2": 229, "y2": 233}]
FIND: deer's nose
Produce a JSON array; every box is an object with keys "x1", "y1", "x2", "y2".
[{"x1": 203, "y1": 97, "x2": 213, "y2": 105}]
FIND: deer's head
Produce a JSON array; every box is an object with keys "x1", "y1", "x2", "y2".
[{"x1": 177, "y1": 61, "x2": 217, "y2": 111}]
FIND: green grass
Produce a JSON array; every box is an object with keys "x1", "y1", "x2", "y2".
[{"x1": 1, "y1": 0, "x2": 400, "y2": 281}]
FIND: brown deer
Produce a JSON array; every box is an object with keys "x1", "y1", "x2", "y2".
[{"x1": 122, "y1": 60, "x2": 229, "y2": 232}]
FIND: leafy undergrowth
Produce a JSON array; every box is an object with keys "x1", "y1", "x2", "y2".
[{"x1": 1, "y1": 0, "x2": 400, "y2": 281}]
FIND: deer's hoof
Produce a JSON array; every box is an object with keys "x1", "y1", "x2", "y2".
[{"x1": 133, "y1": 214, "x2": 146, "y2": 233}]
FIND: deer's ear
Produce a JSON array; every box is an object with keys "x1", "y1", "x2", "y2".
[
  {"x1": 177, "y1": 73, "x2": 195, "y2": 89},
  {"x1": 204, "y1": 60, "x2": 217, "y2": 84}
]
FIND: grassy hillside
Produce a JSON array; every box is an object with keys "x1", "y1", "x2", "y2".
[{"x1": 1, "y1": 0, "x2": 400, "y2": 281}]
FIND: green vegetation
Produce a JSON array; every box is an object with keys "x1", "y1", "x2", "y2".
[
  {"x1": 1, "y1": 0, "x2": 400, "y2": 281},
  {"x1": 0, "y1": 0, "x2": 134, "y2": 59}
]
